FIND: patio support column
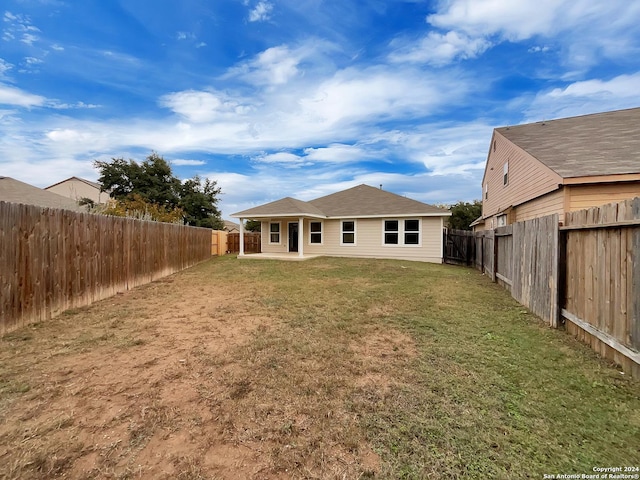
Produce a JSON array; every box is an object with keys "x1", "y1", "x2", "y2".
[
  {"x1": 239, "y1": 218, "x2": 245, "y2": 256},
  {"x1": 298, "y1": 217, "x2": 304, "y2": 257}
]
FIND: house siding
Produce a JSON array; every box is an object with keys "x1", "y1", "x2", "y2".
[
  {"x1": 260, "y1": 217, "x2": 443, "y2": 262},
  {"x1": 514, "y1": 188, "x2": 565, "y2": 223},
  {"x1": 483, "y1": 131, "x2": 563, "y2": 219},
  {"x1": 45, "y1": 179, "x2": 106, "y2": 204},
  {"x1": 567, "y1": 183, "x2": 640, "y2": 212}
]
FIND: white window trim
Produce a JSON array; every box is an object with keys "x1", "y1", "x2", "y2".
[
  {"x1": 340, "y1": 219, "x2": 357, "y2": 246},
  {"x1": 308, "y1": 220, "x2": 323, "y2": 246},
  {"x1": 503, "y1": 162, "x2": 509, "y2": 186},
  {"x1": 268, "y1": 221, "x2": 281, "y2": 245},
  {"x1": 382, "y1": 218, "x2": 422, "y2": 247}
]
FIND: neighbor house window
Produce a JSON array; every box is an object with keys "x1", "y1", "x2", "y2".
[
  {"x1": 341, "y1": 220, "x2": 355, "y2": 245},
  {"x1": 497, "y1": 214, "x2": 507, "y2": 227},
  {"x1": 384, "y1": 219, "x2": 421, "y2": 246},
  {"x1": 503, "y1": 162, "x2": 509, "y2": 186},
  {"x1": 269, "y1": 222, "x2": 281, "y2": 244},
  {"x1": 310, "y1": 221, "x2": 322, "y2": 244},
  {"x1": 485, "y1": 184, "x2": 488, "y2": 200},
  {"x1": 404, "y1": 219, "x2": 420, "y2": 244},
  {"x1": 384, "y1": 220, "x2": 399, "y2": 245}
]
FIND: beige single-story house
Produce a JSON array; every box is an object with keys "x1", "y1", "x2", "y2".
[
  {"x1": 474, "y1": 107, "x2": 640, "y2": 230},
  {"x1": 0, "y1": 176, "x2": 85, "y2": 211},
  {"x1": 45, "y1": 176, "x2": 109, "y2": 205},
  {"x1": 232, "y1": 184, "x2": 451, "y2": 263}
]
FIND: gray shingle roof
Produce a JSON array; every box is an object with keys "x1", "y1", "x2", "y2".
[
  {"x1": 233, "y1": 184, "x2": 449, "y2": 218},
  {"x1": 497, "y1": 107, "x2": 640, "y2": 178},
  {"x1": 233, "y1": 196, "x2": 326, "y2": 218},
  {"x1": 0, "y1": 177, "x2": 85, "y2": 211}
]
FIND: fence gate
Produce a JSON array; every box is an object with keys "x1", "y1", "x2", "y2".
[
  {"x1": 443, "y1": 229, "x2": 475, "y2": 266},
  {"x1": 227, "y1": 232, "x2": 261, "y2": 254}
]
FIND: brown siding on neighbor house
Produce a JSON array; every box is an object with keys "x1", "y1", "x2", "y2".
[
  {"x1": 483, "y1": 131, "x2": 563, "y2": 220},
  {"x1": 514, "y1": 188, "x2": 565, "y2": 223},
  {"x1": 568, "y1": 183, "x2": 640, "y2": 212}
]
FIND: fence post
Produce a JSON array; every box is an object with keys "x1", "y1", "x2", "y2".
[{"x1": 492, "y1": 229, "x2": 498, "y2": 282}]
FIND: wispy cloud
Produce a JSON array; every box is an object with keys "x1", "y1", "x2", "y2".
[
  {"x1": 389, "y1": 31, "x2": 491, "y2": 65},
  {"x1": 248, "y1": 1, "x2": 273, "y2": 22},
  {"x1": 523, "y1": 72, "x2": 640, "y2": 121},
  {"x1": 0, "y1": 82, "x2": 45, "y2": 107},
  {"x1": 171, "y1": 159, "x2": 206, "y2": 166},
  {"x1": 3, "y1": 11, "x2": 41, "y2": 46}
]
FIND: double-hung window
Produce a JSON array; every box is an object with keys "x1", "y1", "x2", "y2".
[
  {"x1": 341, "y1": 220, "x2": 356, "y2": 245},
  {"x1": 384, "y1": 219, "x2": 420, "y2": 246},
  {"x1": 269, "y1": 222, "x2": 281, "y2": 244},
  {"x1": 310, "y1": 221, "x2": 322, "y2": 244},
  {"x1": 384, "y1": 220, "x2": 399, "y2": 245}
]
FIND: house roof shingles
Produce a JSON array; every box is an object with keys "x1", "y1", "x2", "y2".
[
  {"x1": 0, "y1": 177, "x2": 85, "y2": 211},
  {"x1": 233, "y1": 184, "x2": 449, "y2": 218},
  {"x1": 497, "y1": 107, "x2": 640, "y2": 178}
]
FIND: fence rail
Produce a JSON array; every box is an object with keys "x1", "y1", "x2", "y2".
[
  {"x1": 460, "y1": 198, "x2": 640, "y2": 378},
  {"x1": 0, "y1": 201, "x2": 212, "y2": 334}
]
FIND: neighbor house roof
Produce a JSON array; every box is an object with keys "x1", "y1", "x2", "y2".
[
  {"x1": 0, "y1": 177, "x2": 85, "y2": 211},
  {"x1": 233, "y1": 184, "x2": 450, "y2": 219},
  {"x1": 223, "y1": 220, "x2": 240, "y2": 231},
  {"x1": 44, "y1": 176, "x2": 102, "y2": 190},
  {"x1": 497, "y1": 107, "x2": 640, "y2": 178}
]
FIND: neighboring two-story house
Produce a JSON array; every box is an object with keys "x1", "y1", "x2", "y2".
[
  {"x1": 45, "y1": 177, "x2": 109, "y2": 205},
  {"x1": 473, "y1": 107, "x2": 640, "y2": 230}
]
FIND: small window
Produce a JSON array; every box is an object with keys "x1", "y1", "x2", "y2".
[
  {"x1": 493, "y1": 140, "x2": 496, "y2": 152},
  {"x1": 310, "y1": 221, "x2": 322, "y2": 244},
  {"x1": 384, "y1": 220, "x2": 399, "y2": 245},
  {"x1": 485, "y1": 184, "x2": 488, "y2": 200},
  {"x1": 269, "y1": 222, "x2": 281, "y2": 244},
  {"x1": 503, "y1": 162, "x2": 509, "y2": 186},
  {"x1": 404, "y1": 219, "x2": 419, "y2": 245},
  {"x1": 497, "y1": 214, "x2": 507, "y2": 227},
  {"x1": 341, "y1": 220, "x2": 355, "y2": 245}
]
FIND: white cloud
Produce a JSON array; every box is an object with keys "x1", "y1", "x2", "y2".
[
  {"x1": 228, "y1": 45, "x2": 301, "y2": 86},
  {"x1": 302, "y1": 144, "x2": 369, "y2": 163},
  {"x1": 0, "y1": 58, "x2": 12, "y2": 77},
  {"x1": 426, "y1": 0, "x2": 640, "y2": 67},
  {"x1": 248, "y1": 1, "x2": 273, "y2": 22},
  {"x1": 51, "y1": 44, "x2": 64, "y2": 51},
  {"x1": 389, "y1": 31, "x2": 491, "y2": 65},
  {"x1": 0, "y1": 83, "x2": 45, "y2": 107},
  {"x1": 172, "y1": 159, "x2": 206, "y2": 166},
  {"x1": 253, "y1": 151, "x2": 303, "y2": 164},
  {"x1": 524, "y1": 72, "x2": 640, "y2": 121},
  {"x1": 159, "y1": 90, "x2": 247, "y2": 123}
]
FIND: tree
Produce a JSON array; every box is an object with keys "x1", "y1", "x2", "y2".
[
  {"x1": 244, "y1": 220, "x2": 261, "y2": 232},
  {"x1": 94, "y1": 153, "x2": 223, "y2": 228},
  {"x1": 448, "y1": 200, "x2": 482, "y2": 230}
]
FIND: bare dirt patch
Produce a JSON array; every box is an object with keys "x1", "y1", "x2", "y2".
[{"x1": 0, "y1": 260, "x2": 387, "y2": 479}]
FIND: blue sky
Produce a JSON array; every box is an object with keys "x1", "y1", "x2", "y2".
[{"x1": 1, "y1": 0, "x2": 639, "y2": 218}]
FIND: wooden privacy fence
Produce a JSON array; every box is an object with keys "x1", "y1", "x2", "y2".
[
  {"x1": 561, "y1": 198, "x2": 640, "y2": 377},
  {"x1": 0, "y1": 201, "x2": 212, "y2": 335},
  {"x1": 211, "y1": 229, "x2": 228, "y2": 256},
  {"x1": 471, "y1": 198, "x2": 640, "y2": 377},
  {"x1": 227, "y1": 232, "x2": 261, "y2": 254},
  {"x1": 443, "y1": 229, "x2": 475, "y2": 266}
]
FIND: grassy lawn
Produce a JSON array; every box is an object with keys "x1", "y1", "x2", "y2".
[{"x1": 1, "y1": 255, "x2": 639, "y2": 479}]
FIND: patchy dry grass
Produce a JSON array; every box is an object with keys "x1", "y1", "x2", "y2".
[{"x1": 1, "y1": 255, "x2": 639, "y2": 479}]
